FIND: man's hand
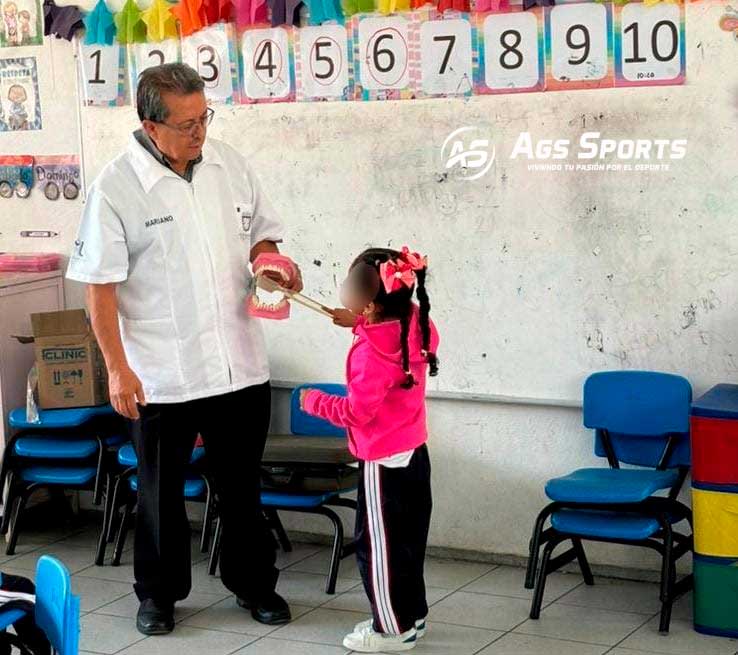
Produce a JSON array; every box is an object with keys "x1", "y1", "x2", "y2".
[
  {"x1": 332, "y1": 308, "x2": 358, "y2": 328},
  {"x1": 109, "y1": 365, "x2": 147, "y2": 420}
]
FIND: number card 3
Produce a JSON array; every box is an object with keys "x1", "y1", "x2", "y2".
[
  {"x1": 412, "y1": 8, "x2": 475, "y2": 98},
  {"x1": 295, "y1": 25, "x2": 351, "y2": 102},
  {"x1": 182, "y1": 23, "x2": 240, "y2": 104},
  {"x1": 545, "y1": 2, "x2": 614, "y2": 91},
  {"x1": 129, "y1": 40, "x2": 181, "y2": 96},
  {"x1": 79, "y1": 44, "x2": 128, "y2": 107},
  {"x1": 475, "y1": 7, "x2": 544, "y2": 95},
  {"x1": 241, "y1": 27, "x2": 294, "y2": 103},
  {"x1": 615, "y1": 2, "x2": 685, "y2": 87},
  {"x1": 353, "y1": 15, "x2": 415, "y2": 100}
]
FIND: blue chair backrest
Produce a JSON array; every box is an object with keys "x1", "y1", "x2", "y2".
[
  {"x1": 35, "y1": 555, "x2": 79, "y2": 655},
  {"x1": 291, "y1": 384, "x2": 348, "y2": 438},
  {"x1": 583, "y1": 371, "x2": 692, "y2": 468}
]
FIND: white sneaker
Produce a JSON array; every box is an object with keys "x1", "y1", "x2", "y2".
[
  {"x1": 343, "y1": 624, "x2": 417, "y2": 652},
  {"x1": 353, "y1": 617, "x2": 427, "y2": 638}
]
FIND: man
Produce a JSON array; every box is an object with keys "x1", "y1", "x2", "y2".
[{"x1": 67, "y1": 63, "x2": 300, "y2": 636}]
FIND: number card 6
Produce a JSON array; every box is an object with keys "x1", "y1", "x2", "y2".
[
  {"x1": 242, "y1": 28, "x2": 293, "y2": 102},
  {"x1": 356, "y1": 15, "x2": 412, "y2": 99}
]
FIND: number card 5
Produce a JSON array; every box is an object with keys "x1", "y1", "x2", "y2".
[
  {"x1": 79, "y1": 44, "x2": 128, "y2": 107},
  {"x1": 129, "y1": 40, "x2": 181, "y2": 96},
  {"x1": 241, "y1": 27, "x2": 294, "y2": 103},
  {"x1": 182, "y1": 23, "x2": 240, "y2": 104},
  {"x1": 475, "y1": 8, "x2": 544, "y2": 95},
  {"x1": 615, "y1": 2, "x2": 685, "y2": 87},
  {"x1": 545, "y1": 2, "x2": 614, "y2": 90},
  {"x1": 295, "y1": 25, "x2": 351, "y2": 102}
]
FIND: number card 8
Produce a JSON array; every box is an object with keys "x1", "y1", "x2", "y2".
[{"x1": 615, "y1": 2, "x2": 685, "y2": 87}]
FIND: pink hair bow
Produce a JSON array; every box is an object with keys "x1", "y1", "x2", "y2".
[
  {"x1": 400, "y1": 247, "x2": 427, "y2": 272},
  {"x1": 379, "y1": 260, "x2": 416, "y2": 295}
]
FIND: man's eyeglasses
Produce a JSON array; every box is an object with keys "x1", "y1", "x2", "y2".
[{"x1": 157, "y1": 107, "x2": 214, "y2": 136}]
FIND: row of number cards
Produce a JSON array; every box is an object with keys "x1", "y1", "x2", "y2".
[{"x1": 79, "y1": 2, "x2": 685, "y2": 106}]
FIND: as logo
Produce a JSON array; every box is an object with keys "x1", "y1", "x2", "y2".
[{"x1": 441, "y1": 127, "x2": 495, "y2": 181}]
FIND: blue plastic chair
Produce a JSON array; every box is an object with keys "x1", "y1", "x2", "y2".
[
  {"x1": 525, "y1": 371, "x2": 694, "y2": 634},
  {"x1": 1, "y1": 405, "x2": 126, "y2": 557},
  {"x1": 101, "y1": 444, "x2": 213, "y2": 567},
  {"x1": 0, "y1": 556, "x2": 79, "y2": 655},
  {"x1": 208, "y1": 384, "x2": 358, "y2": 594}
]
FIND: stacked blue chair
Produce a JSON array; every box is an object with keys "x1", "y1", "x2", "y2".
[
  {"x1": 101, "y1": 443, "x2": 212, "y2": 566},
  {"x1": 208, "y1": 384, "x2": 358, "y2": 594},
  {"x1": 1, "y1": 405, "x2": 126, "y2": 557},
  {"x1": 525, "y1": 371, "x2": 694, "y2": 634},
  {"x1": 0, "y1": 555, "x2": 80, "y2": 655}
]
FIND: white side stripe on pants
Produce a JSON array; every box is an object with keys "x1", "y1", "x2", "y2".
[{"x1": 365, "y1": 462, "x2": 401, "y2": 634}]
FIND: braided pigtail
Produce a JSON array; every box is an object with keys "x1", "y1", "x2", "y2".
[{"x1": 415, "y1": 267, "x2": 438, "y2": 377}]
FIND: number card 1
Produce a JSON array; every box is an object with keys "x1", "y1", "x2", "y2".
[
  {"x1": 182, "y1": 23, "x2": 240, "y2": 104},
  {"x1": 475, "y1": 7, "x2": 544, "y2": 95},
  {"x1": 412, "y1": 8, "x2": 475, "y2": 98},
  {"x1": 79, "y1": 44, "x2": 128, "y2": 107},
  {"x1": 545, "y1": 1, "x2": 614, "y2": 91},
  {"x1": 295, "y1": 25, "x2": 352, "y2": 102},
  {"x1": 129, "y1": 40, "x2": 181, "y2": 96},
  {"x1": 614, "y1": 2, "x2": 685, "y2": 87},
  {"x1": 352, "y1": 14, "x2": 416, "y2": 101},
  {"x1": 241, "y1": 27, "x2": 295, "y2": 103}
]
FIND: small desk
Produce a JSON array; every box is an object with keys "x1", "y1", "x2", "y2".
[{"x1": 263, "y1": 435, "x2": 355, "y2": 465}]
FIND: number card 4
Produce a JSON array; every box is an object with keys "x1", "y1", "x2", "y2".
[
  {"x1": 241, "y1": 27, "x2": 295, "y2": 103},
  {"x1": 129, "y1": 40, "x2": 181, "y2": 96},
  {"x1": 545, "y1": 2, "x2": 614, "y2": 91},
  {"x1": 352, "y1": 15, "x2": 415, "y2": 101},
  {"x1": 79, "y1": 44, "x2": 128, "y2": 107},
  {"x1": 182, "y1": 23, "x2": 240, "y2": 104},
  {"x1": 475, "y1": 7, "x2": 545, "y2": 95},
  {"x1": 614, "y1": 2, "x2": 685, "y2": 87},
  {"x1": 295, "y1": 25, "x2": 351, "y2": 102}
]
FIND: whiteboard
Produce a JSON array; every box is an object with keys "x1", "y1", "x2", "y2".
[{"x1": 79, "y1": 4, "x2": 738, "y2": 403}]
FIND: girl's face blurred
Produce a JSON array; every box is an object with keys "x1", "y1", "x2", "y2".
[
  {"x1": 339, "y1": 262, "x2": 380, "y2": 315},
  {"x1": 339, "y1": 276, "x2": 368, "y2": 314}
]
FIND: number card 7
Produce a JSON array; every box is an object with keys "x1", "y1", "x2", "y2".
[
  {"x1": 475, "y1": 7, "x2": 545, "y2": 95},
  {"x1": 614, "y1": 2, "x2": 685, "y2": 87}
]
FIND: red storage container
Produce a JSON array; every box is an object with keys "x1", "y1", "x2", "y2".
[
  {"x1": 0, "y1": 253, "x2": 61, "y2": 272},
  {"x1": 691, "y1": 385, "x2": 738, "y2": 485}
]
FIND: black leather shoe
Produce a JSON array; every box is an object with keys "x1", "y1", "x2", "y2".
[
  {"x1": 136, "y1": 599, "x2": 175, "y2": 635},
  {"x1": 237, "y1": 592, "x2": 291, "y2": 625}
]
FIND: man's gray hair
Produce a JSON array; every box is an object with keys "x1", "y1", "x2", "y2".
[{"x1": 136, "y1": 63, "x2": 205, "y2": 123}]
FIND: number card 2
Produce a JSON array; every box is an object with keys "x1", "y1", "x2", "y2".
[
  {"x1": 182, "y1": 23, "x2": 240, "y2": 104},
  {"x1": 412, "y1": 8, "x2": 474, "y2": 98},
  {"x1": 129, "y1": 40, "x2": 181, "y2": 96},
  {"x1": 475, "y1": 7, "x2": 544, "y2": 95},
  {"x1": 241, "y1": 27, "x2": 294, "y2": 103},
  {"x1": 79, "y1": 44, "x2": 128, "y2": 107},
  {"x1": 614, "y1": 2, "x2": 685, "y2": 87},
  {"x1": 353, "y1": 15, "x2": 415, "y2": 100},
  {"x1": 295, "y1": 25, "x2": 351, "y2": 102},
  {"x1": 545, "y1": 2, "x2": 613, "y2": 91}
]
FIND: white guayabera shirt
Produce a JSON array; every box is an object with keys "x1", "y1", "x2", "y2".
[{"x1": 67, "y1": 135, "x2": 285, "y2": 404}]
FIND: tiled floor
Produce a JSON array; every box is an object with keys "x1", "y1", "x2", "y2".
[{"x1": 3, "y1": 520, "x2": 737, "y2": 655}]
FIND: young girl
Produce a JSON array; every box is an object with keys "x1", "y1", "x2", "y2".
[{"x1": 301, "y1": 247, "x2": 439, "y2": 653}]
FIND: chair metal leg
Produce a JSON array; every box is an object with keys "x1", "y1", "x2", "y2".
[
  {"x1": 658, "y1": 518, "x2": 675, "y2": 634},
  {"x1": 208, "y1": 517, "x2": 222, "y2": 577},
  {"x1": 93, "y1": 436, "x2": 106, "y2": 506},
  {"x1": 1, "y1": 471, "x2": 16, "y2": 535},
  {"x1": 6, "y1": 485, "x2": 35, "y2": 556},
  {"x1": 112, "y1": 502, "x2": 133, "y2": 566},
  {"x1": 95, "y1": 474, "x2": 114, "y2": 566},
  {"x1": 200, "y1": 477, "x2": 214, "y2": 554},
  {"x1": 530, "y1": 538, "x2": 559, "y2": 620},
  {"x1": 572, "y1": 538, "x2": 594, "y2": 586},
  {"x1": 525, "y1": 504, "x2": 557, "y2": 589},
  {"x1": 267, "y1": 509, "x2": 292, "y2": 553},
  {"x1": 315, "y1": 506, "x2": 344, "y2": 595},
  {"x1": 107, "y1": 469, "x2": 134, "y2": 542}
]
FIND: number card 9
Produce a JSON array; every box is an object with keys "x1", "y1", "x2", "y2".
[
  {"x1": 545, "y1": 2, "x2": 613, "y2": 90},
  {"x1": 476, "y1": 8, "x2": 544, "y2": 94},
  {"x1": 295, "y1": 25, "x2": 350, "y2": 101},
  {"x1": 182, "y1": 24, "x2": 239, "y2": 104},
  {"x1": 615, "y1": 2, "x2": 685, "y2": 87},
  {"x1": 355, "y1": 15, "x2": 413, "y2": 100},
  {"x1": 79, "y1": 44, "x2": 128, "y2": 107}
]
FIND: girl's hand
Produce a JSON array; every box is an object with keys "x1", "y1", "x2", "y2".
[
  {"x1": 299, "y1": 388, "x2": 311, "y2": 410},
  {"x1": 332, "y1": 308, "x2": 358, "y2": 328}
]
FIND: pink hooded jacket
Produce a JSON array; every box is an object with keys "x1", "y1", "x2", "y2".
[{"x1": 303, "y1": 306, "x2": 440, "y2": 462}]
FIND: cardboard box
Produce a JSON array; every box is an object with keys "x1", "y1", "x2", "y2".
[{"x1": 29, "y1": 310, "x2": 109, "y2": 409}]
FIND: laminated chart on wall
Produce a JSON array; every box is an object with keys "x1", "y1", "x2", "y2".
[
  {"x1": 240, "y1": 26, "x2": 295, "y2": 102},
  {"x1": 181, "y1": 22, "x2": 240, "y2": 103},
  {"x1": 294, "y1": 23, "x2": 352, "y2": 101},
  {"x1": 0, "y1": 57, "x2": 43, "y2": 131},
  {"x1": 1, "y1": 0, "x2": 44, "y2": 47}
]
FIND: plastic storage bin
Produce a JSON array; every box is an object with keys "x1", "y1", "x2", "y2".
[{"x1": 0, "y1": 253, "x2": 61, "y2": 273}]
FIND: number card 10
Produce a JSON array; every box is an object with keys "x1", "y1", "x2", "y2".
[{"x1": 614, "y1": 2, "x2": 685, "y2": 87}]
